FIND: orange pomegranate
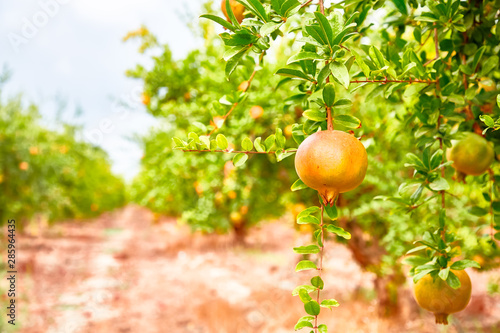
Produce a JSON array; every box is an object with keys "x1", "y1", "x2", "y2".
[
  {"x1": 238, "y1": 81, "x2": 250, "y2": 92},
  {"x1": 414, "y1": 269, "x2": 472, "y2": 325},
  {"x1": 221, "y1": 0, "x2": 245, "y2": 23},
  {"x1": 294, "y1": 130, "x2": 367, "y2": 205},
  {"x1": 249, "y1": 106, "x2": 264, "y2": 119}
]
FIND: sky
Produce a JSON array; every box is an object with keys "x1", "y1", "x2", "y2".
[{"x1": 0, "y1": 0, "x2": 205, "y2": 181}]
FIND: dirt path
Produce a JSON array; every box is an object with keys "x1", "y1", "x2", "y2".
[{"x1": 13, "y1": 206, "x2": 500, "y2": 333}]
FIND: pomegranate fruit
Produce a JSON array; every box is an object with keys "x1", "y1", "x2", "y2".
[
  {"x1": 294, "y1": 130, "x2": 368, "y2": 205},
  {"x1": 221, "y1": 0, "x2": 245, "y2": 23},
  {"x1": 446, "y1": 132, "x2": 493, "y2": 176},
  {"x1": 414, "y1": 269, "x2": 472, "y2": 325}
]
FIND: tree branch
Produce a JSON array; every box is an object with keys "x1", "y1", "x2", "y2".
[
  {"x1": 209, "y1": 51, "x2": 266, "y2": 136},
  {"x1": 350, "y1": 78, "x2": 437, "y2": 84},
  {"x1": 181, "y1": 149, "x2": 297, "y2": 154}
]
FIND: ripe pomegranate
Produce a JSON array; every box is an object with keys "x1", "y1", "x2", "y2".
[
  {"x1": 414, "y1": 269, "x2": 471, "y2": 325},
  {"x1": 249, "y1": 106, "x2": 264, "y2": 119},
  {"x1": 221, "y1": 0, "x2": 245, "y2": 23},
  {"x1": 294, "y1": 130, "x2": 367, "y2": 205},
  {"x1": 446, "y1": 132, "x2": 493, "y2": 176},
  {"x1": 238, "y1": 81, "x2": 249, "y2": 92}
]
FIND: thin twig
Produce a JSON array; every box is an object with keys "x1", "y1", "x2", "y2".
[
  {"x1": 423, "y1": 25, "x2": 439, "y2": 66},
  {"x1": 209, "y1": 51, "x2": 266, "y2": 136},
  {"x1": 300, "y1": 0, "x2": 313, "y2": 8},
  {"x1": 350, "y1": 79, "x2": 437, "y2": 84},
  {"x1": 314, "y1": 204, "x2": 326, "y2": 333},
  {"x1": 488, "y1": 169, "x2": 495, "y2": 241},
  {"x1": 182, "y1": 149, "x2": 297, "y2": 154},
  {"x1": 319, "y1": 0, "x2": 324, "y2": 14}
]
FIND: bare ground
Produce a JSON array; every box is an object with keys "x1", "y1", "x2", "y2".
[{"x1": 7, "y1": 205, "x2": 500, "y2": 333}]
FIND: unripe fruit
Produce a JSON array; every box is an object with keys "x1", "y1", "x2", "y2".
[
  {"x1": 249, "y1": 106, "x2": 264, "y2": 119},
  {"x1": 446, "y1": 132, "x2": 494, "y2": 176},
  {"x1": 295, "y1": 130, "x2": 368, "y2": 205},
  {"x1": 414, "y1": 269, "x2": 472, "y2": 325},
  {"x1": 221, "y1": 0, "x2": 245, "y2": 23}
]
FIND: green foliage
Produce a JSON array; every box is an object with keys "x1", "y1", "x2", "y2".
[
  {"x1": 0, "y1": 90, "x2": 126, "y2": 226},
  {"x1": 129, "y1": 0, "x2": 500, "y2": 327}
]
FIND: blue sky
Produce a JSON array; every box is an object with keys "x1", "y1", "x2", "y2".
[{"x1": 0, "y1": 0, "x2": 205, "y2": 180}]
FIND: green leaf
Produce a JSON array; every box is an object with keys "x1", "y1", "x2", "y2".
[
  {"x1": 291, "y1": 179, "x2": 308, "y2": 191},
  {"x1": 261, "y1": 22, "x2": 283, "y2": 37},
  {"x1": 237, "y1": 0, "x2": 269, "y2": 22},
  {"x1": 172, "y1": 137, "x2": 186, "y2": 149},
  {"x1": 351, "y1": 48, "x2": 370, "y2": 78},
  {"x1": 468, "y1": 206, "x2": 488, "y2": 216},
  {"x1": 333, "y1": 99, "x2": 352, "y2": 108},
  {"x1": 276, "y1": 68, "x2": 313, "y2": 81},
  {"x1": 392, "y1": 0, "x2": 408, "y2": 15},
  {"x1": 287, "y1": 51, "x2": 324, "y2": 65},
  {"x1": 242, "y1": 137, "x2": 253, "y2": 151},
  {"x1": 323, "y1": 83, "x2": 336, "y2": 107},
  {"x1": 412, "y1": 268, "x2": 438, "y2": 283},
  {"x1": 200, "y1": 14, "x2": 236, "y2": 32},
  {"x1": 472, "y1": 46, "x2": 486, "y2": 71},
  {"x1": 304, "y1": 300, "x2": 321, "y2": 316},
  {"x1": 438, "y1": 267, "x2": 450, "y2": 281},
  {"x1": 330, "y1": 62, "x2": 350, "y2": 89},
  {"x1": 297, "y1": 206, "x2": 321, "y2": 218},
  {"x1": 254, "y1": 137, "x2": 265, "y2": 152},
  {"x1": 318, "y1": 324, "x2": 328, "y2": 333},
  {"x1": 369, "y1": 46, "x2": 386, "y2": 68},
  {"x1": 402, "y1": 256, "x2": 430, "y2": 266},
  {"x1": 276, "y1": 150, "x2": 295, "y2": 162},
  {"x1": 297, "y1": 215, "x2": 320, "y2": 225},
  {"x1": 429, "y1": 177, "x2": 449, "y2": 191},
  {"x1": 293, "y1": 245, "x2": 320, "y2": 254},
  {"x1": 497, "y1": 94, "x2": 500, "y2": 108},
  {"x1": 325, "y1": 225, "x2": 351, "y2": 239},
  {"x1": 311, "y1": 276, "x2": 324, "y2": 289},
  {"x1": 446, "y1": 271, "x2": 461, "y2": 289},
  {"x1": 480, "y1": 55, "x2": 499, "y2": 75},
  {"x1": 480, "y1": 115, "x2": 495, "y2": 128},
  {"x1": 299, "y1": 288, "x2": 313, "y2": 303},
  {"x1": 216, "y1": 134, "x2": 229, "y2": 150},
  {"x1": 317, "y1": 64, "x2": 331, "y2": 85},
  {"x1": 459, "y1": 64, "x2": 473, "y2": 75},
  {"x1": 225, "y1": 47, "x2": 247, "y2": 77},
  {"x1": 281, "y1": 0, "x2": 300, "y2": 17},
  {"x1": 314, "y1": 12, "x2": 334, "y2": 47},
  {"x1": 292, "y1": 285, "x2": 317, "y2": 296},
  {"x1": 199, "y1": 135, "x2": 211, "y2": 149},
  {"x1": 225, "y1": 0, "x2": 241, "y2": 28},
  {"x1": 406, "y1": 245, "x2": 428, "y2": 254},
  {"x1": 303, "y1": 110, "x2": 326, "y2": 122},
  {"x1": 320, "y1": 299, "x2": 340, "y2": 310},
  {"x1": 294, "y1": 320, "x2": 314, "y2": 330},
  {"x1": 450, "y1": 259, "x2": 481, "y2": 270},
  {"x1": 233, "y1": 153, "x2": 248, "y2": 167},
  {"x1": 333, "y1": 115, "x2": 361, "y2": 129},
  {"x1": 295, "y1": 260, "x2": 318, "y2": 272},
  {"x1": 403, "y1": 83, "x2": 427, "y2": 98},
  {"x1": 265, "y1": 134, "x2": 276, "y2": 151},
  {"x1": 276, "y1": 128, "x2": 286, "y2": 149},
  {"x1": 324, "y1": 204, "x2": 338, "y2": 219}
]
